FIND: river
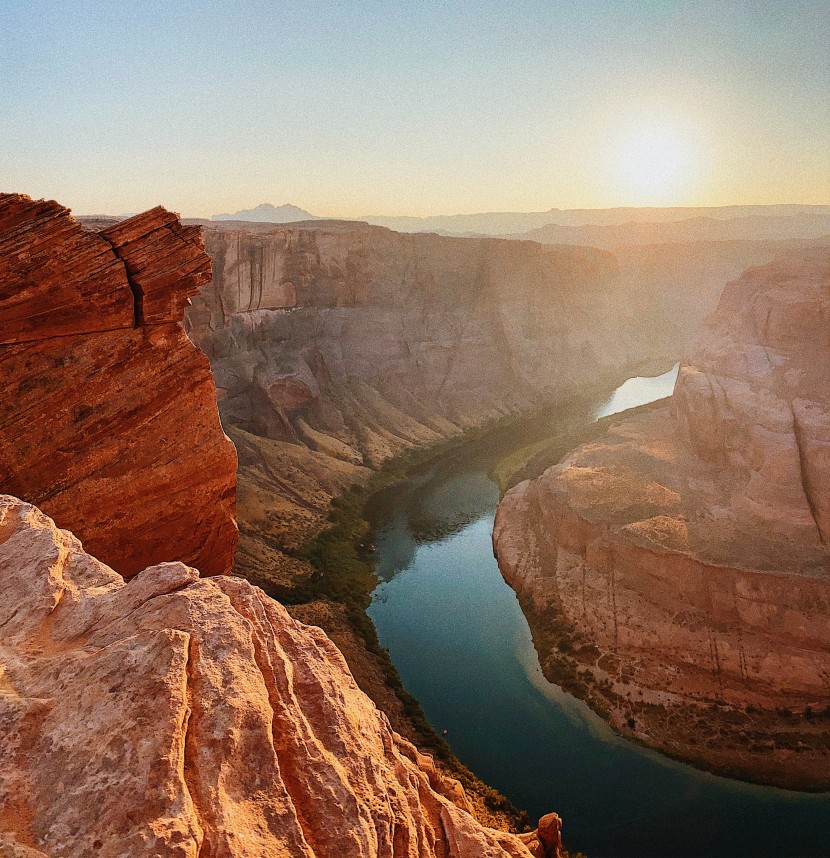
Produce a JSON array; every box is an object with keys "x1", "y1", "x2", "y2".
[{"x1": 366, "y1": 366, "x2": 830, "y2": 858}]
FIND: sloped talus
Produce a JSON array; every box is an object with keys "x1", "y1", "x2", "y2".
[
  {"x1": 0, "y1": 495, "x2": 560, "y2": 858},
  {"x1": 0, "y1": 194, "x2": 237, "y2": 577}
]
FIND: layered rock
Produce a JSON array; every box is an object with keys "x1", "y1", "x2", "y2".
[
  {"x1": 186, "y1": 221, "x2": 737, "y2": 468},
  {"x1": 494, "y1": 247, "x2": 830, "y2": 788},
  {"x1": 182, "y1": 220, "x2": 785, "y2": 590},
  {"x1": 0, "y1": 495, "x2": 560, "y2": 858},
  {"x1": 0, "y1": 195, "x2": 237, "y2": 577}
]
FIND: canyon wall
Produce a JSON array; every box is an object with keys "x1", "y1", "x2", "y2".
[
  {"x1": 183, "y1": 220, "x2": 784, "y2": 590},
  {"x1": 0, "y1": 195, "x2": 237, "y2": 577},
  {"x1": 187, "y1": 222, "x2": 632, "y2": 464},
  {"x1": 0, "y1": 495, "x2": 560, "y2": 858},
  {"x1": 187, "y1": 222, "x2": 783, "y2": 469},
  {"x1": 494, "y1": 247, "x2": 830, "y2": 788}
]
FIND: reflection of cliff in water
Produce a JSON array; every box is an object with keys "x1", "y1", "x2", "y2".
[{"x1": 368, "y1": 469, "x2": 499, "y2": 581}]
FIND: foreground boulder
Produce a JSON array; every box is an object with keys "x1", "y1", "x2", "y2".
[
  {"x1": 0, "y1": 195, "x2": 237, "y2": 577},
  {"x1": 494, "y1": 247, "x2": 830, "y2": 788},
  {"x1": 0, "y1": 496, "x2": 559, "y2": 858}
]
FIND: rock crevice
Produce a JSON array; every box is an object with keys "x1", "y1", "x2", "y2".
[{"x1": 0, "y1": 194, "x2": 238, "y2": 578}]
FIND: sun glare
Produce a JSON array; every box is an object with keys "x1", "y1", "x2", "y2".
[{"x1": 614, "y1": 124, "x2": 698, "y2": 204}]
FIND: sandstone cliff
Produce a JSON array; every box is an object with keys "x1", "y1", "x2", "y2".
[
  {"x1": 185, "y1": 221, "x2": 632, "y2": 463},
  {"x1": 188, "y1": 222, "x2": 784, "y2": 459},
  {"x1": 494, "y1": 247, "x2": 830, "y2": 788},
  {"x1": 183, "y1": 220, "x2": 783, "y2": 589},
  {"x1": 0, "y1": 195, "x2": 238, "y2": 577},
  {"x1": 0, "y1": 494, "x2": 560, "y2": 858}
]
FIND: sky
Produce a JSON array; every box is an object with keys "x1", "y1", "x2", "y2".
[{"x1": 1, "y1": 0, "x2": 829, "y2": 218}]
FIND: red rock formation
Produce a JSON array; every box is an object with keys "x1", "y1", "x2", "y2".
[
  {"x1": 0, "y1": 495, "x2": 555, "y2": 858},
  {"x1": 494, "y1": 248, "x2": 830, "y2": 788},
  {"x1": 0, "y1": 194, "x2": 237, "y2": 577}
]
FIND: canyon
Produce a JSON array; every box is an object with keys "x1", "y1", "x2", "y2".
[
  {"x1": 183, "y1": 217, "x2": 789, "y2": 597},
  {"x1": 494, "y1": 246, "x2": 830, "y2": 788},
  {"x1": 4, "y1": 192, "x2": 827, "y2": 855},
  {"x1": 0, "y1": 196, "x2": 562, "y2": 857}
]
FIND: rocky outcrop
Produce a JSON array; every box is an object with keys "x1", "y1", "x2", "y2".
[
  {"x1": 0, "y1": 495, "x2": 560, "y2": 858},
  {"x1": 0, "y1": 195, "x2": 237, "y2": 578},
  {"x1": 493, "y1": 248, "x2": 830, "y2": 788}
]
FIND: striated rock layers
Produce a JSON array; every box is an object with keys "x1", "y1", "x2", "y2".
[
  {"x1": 494, "y1": 247, "x2": 830, "y2": 788},
  {"x1": 0, "y1": 195, "x2": 237, "y2": 577},
  {"x1": 183, "y1": 220, "x2": 782, "y2": 592},
  {"x1": 185, "y1": 220, "x2": 773, "y2": 469},
  {"x1": 0, "y1": 495, "x2": 561, "y2": 858}
]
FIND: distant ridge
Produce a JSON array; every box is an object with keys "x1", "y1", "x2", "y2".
[
  {"x1": 361, "y1": 204, "x2": 830, "y2": 237},
  {"x1": 212, "y1": 203, "x2": 321, "y2": 223},
  {"x1": 512, "y1": 211, "x2": 830, "y2": 248},
  {"x1": 209, "y1": 202, "x2": 830, "y2": 239}
]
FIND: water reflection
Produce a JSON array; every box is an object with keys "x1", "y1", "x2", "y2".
[{"x1": 367, "y1": 369, "x2": 830, "y2": 857}]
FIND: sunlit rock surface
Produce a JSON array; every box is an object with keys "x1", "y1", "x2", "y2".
[
  {"x1": 0, "y1": 195, "x2": 237, "y2": 577},
  {"x1": 494, "y1": 247, "x2": 830, "y2": 788},
  {"x1": 0, "y1": 495, "x2": 559, "y2": 858}
]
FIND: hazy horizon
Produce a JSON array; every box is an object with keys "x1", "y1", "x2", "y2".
[{"x1": 3, "y1": 0, "x2": 829, "y2": 218}]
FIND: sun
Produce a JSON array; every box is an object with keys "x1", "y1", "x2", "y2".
[{"x1": 613, "y1": 123, "x2": 697, "y2": 204}]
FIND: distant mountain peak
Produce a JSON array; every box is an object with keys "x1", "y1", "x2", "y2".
[{"x1": 212, "y1": 203, "x2": 320, "y2": 223}]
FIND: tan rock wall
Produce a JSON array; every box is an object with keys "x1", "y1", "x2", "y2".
[{"x1": 186, "y1": 222, "x2": 729, "y2": 468}]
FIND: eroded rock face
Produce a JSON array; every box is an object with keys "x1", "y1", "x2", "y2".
[
  {"x1": 494, "y1": 248, "x2": 830, "y2": 788},
  {"x1": 0, "y1": 195, "x2": 237, "y2": 577},
  {"x1": 0, "y1": 495, "x2": 554, "y2": 858},
  {"x1": 185, "y1": 221, "x2": 754, "y2": 469}
]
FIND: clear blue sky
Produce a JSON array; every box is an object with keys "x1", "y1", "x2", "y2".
[{"x1": 2, "y1": 0, "x2": 828, "y2": 217}]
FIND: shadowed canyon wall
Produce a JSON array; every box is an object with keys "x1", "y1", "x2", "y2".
[
  {"x1": 494, "y1": 246, "x2": 830, "y2": 788},
  {"x1": 0, "y1": 195, "x2": 238, "y2": 577}
]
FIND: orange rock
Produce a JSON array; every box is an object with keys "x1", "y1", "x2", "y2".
[
  {"x1": 0, "y1": 195, "x2": 237, "y2": 577},
  {"x1": 493, "y1": 247, "x2": 830, "y2": 788},
  {"x1": 0, "y1": 195, "x2": 132, "y2": 342},
  {"x1": 0, "y1": 495, "x2": 542, "y2": 858}
]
